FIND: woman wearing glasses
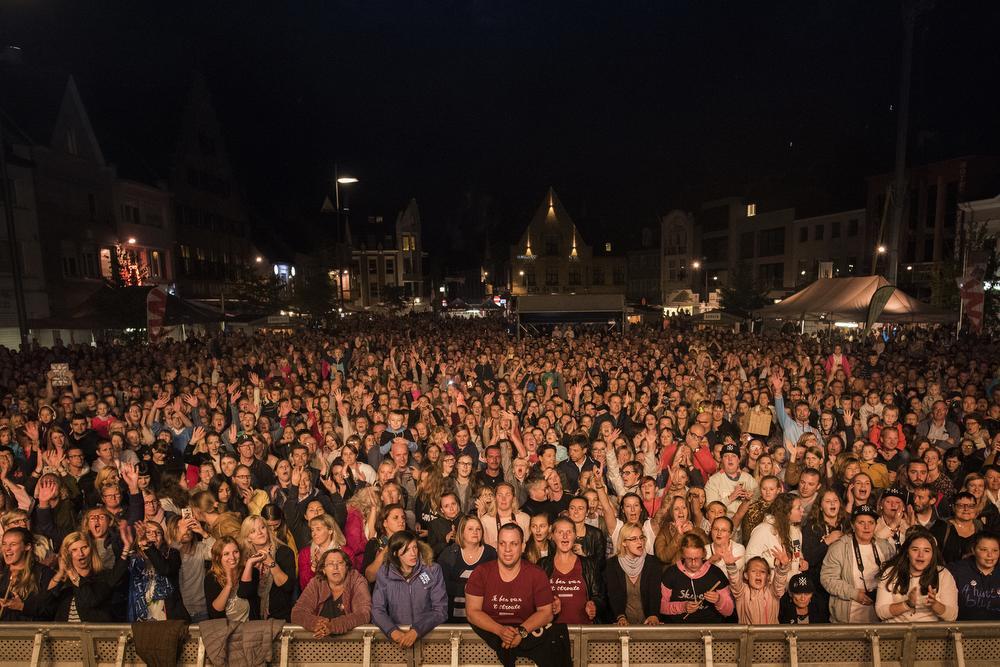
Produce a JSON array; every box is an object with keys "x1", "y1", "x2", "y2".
[
  {"x1": 606, "y1": 522, "x2": 662, "y2": 625},
  {"x1": 371, "y1": 530, "x2": 447, "y2": 648},
  {"x1": 931, "y1": 492, "x2": 983, "y2": 564}
]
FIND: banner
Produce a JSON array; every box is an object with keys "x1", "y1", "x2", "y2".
[
  {"x1": 864, "y1": 284, "x2": 895, "y2": 332},
  {"x1": 959, "y1": 264, "x2": 986, "y2": 334},
  {"x1": 147, "y1": 286, "x2": 168, "y2": 343}
]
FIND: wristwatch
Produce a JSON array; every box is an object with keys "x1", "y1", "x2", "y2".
[{"x1": 516, "y1": 625, "x2": 528, "y2": 639}]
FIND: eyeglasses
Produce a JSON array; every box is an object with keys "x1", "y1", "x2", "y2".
[
  {"x1": 234, "y1": 474, "x2": 251, "y2": 480},
  {"x1": 458, "y1": 462, "x2": 472, "y2": 467},
  {"x1": 624, "y1": 535, "x2": 646, "y2": 542},
  {"x1": 954, "y1": 503, "x2": 976, "y2": 510}
]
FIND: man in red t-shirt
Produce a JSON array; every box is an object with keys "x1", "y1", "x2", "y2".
[{"x1": 466, "y1": 523, "x2": 572, "y2": 667}]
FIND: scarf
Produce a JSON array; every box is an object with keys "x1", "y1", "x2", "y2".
[{"x1": 619, "y1": 553, "x2": 645, "y2": 580}]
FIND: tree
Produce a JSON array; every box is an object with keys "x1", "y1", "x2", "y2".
[
  {"x1": 720, "y1": 261, "x2": 768, "y2": 314},
  {"x1": 290, "y1": 271, "x2": 333, "y2": 320},
  {"x1": 227, "y1": 274, "x2": 286, "y2": 315}
]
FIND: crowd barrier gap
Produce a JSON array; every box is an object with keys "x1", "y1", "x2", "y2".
[{"x1": 0, "y1": 621, "x2": 997, "y2": 667}]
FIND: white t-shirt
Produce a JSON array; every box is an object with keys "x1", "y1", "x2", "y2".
[{"x1": 848, "y1": 542, "x2": 880, "y2": 623}]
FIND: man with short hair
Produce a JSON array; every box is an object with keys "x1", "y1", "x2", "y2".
[
  {"x1": 556, "y1": 434, "x2": 594, "y2": 493},
  {"x1": 465, "y1": 523, "x2": 571, "y2": 667},
  {"x1": 476, "y1": 444, "x2": 506, "y2": 490},
  {"x1": 704, "y1": 443, "x2": 758, "y2": 518},
  {"x1": 794, "y1": 468, "x2": 822, "y2": 517}
]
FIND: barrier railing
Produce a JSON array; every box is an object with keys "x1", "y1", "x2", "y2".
[{"x1": 0, "y1": 621, "x2": 997, "y2": 667}]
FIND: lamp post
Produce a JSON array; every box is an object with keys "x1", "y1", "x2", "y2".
[
  {"x1": 691, "y1": 259, "x2": 709, "y2": 303},
  {"x1": 0, "y1": 112, "x2": 29, "y2": 349},
  {"x1": 333, "y1": 165, "x2": 358, "y2": 307}
]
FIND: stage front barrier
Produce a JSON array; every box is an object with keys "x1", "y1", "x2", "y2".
[{"x1": 0, "y1": 621, "x2": 997, "y2": 667}]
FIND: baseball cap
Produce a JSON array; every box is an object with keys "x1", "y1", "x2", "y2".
[
  {"x1": 721, "y1": 443, "x2": 740, "y2": 457},
  {"x1": 852, "y1": 504, "x2": 879, "y2": 520},
  {"x1": 789, "y1": 574, "x2": 814, "y2": 594}
]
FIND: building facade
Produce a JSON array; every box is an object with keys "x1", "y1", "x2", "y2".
[
  {"x1": 170, "y1": 76, "x2": 255, "y2": 303},
  {"x1": 866, "y1": 156, "x2": 1000, "y2": 287},
  {"x1": 791, "y1": 208, "x2": 866, "y2": 285},
  {"x1": 509, "y1": 188, "x2": 626, "y2": 296},
  {"x1": 695, "y1": 198, "x2": 795, "y2": 294}
]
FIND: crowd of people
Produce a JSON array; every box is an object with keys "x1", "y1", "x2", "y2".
[{"x1": 0, "y1": 316, "x2": 998, "y2": 666}]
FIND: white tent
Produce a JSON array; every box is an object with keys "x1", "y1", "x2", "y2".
[{"x1": 754, "y1": 276, "x2": 955, "y2": 323}]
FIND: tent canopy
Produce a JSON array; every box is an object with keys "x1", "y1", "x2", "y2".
[
  {"x1": 516, "y1": 294, "x2": 625, "y2": 323},
  {"x1": 753, "y1": 276, "x2": 955, "y2": 324},
  {"x1": 30, "y1": 286, "x2": 224, "y2": 330}
]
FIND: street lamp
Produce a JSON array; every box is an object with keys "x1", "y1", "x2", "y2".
[
  {"x1": 691, "y1": 259, "x2": 708, "y2": 302},
  {"x1": 333, "y1": 166, "x2": 359, "y2": 307},
  {"x1": 877, "y1": 245, "x2": 887, "y2": 254},
  {"x1": 127, "y1": 237, "x2": 137, "y2": 245}
]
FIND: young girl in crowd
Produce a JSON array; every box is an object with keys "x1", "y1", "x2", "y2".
[{"x1": 718, "y1": 542, "x2": 790, "y2": 624}]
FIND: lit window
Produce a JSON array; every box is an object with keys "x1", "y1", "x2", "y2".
[
  {"x1": 746, "y1": 203, "x2": 756, "y2": 217},
  {"x1": 604, "y1": 242, "x2": 612, "y2": 252}
]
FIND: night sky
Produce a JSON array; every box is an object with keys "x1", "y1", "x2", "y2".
[{"x1": 5, "y1": 0, "x2": 1000, "y2": 266}]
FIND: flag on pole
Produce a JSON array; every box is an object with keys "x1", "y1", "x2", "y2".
[
  {"x1": 864, "y1": 284, "x2": 896, "y2": 332},
  {"x1": 147, "y1": 286, "x2": 168, "y2": 343}
]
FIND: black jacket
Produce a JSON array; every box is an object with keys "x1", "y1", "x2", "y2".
[
  {"x1": 43, "y1": 557, "x2": 128, "y2": 622},
  {"x1": 575, "y1": 524, "x2": 607, "y2": 573},
  {"x1": 142, "y1": 546, "x2": 191, "y2": 622},
  {"x1": 604, "y1": 555, "x2": 663, "y2": 623},
  {"x1": 0, "y1": 564, "x2": 56, "y2": 621},
  {"x1": 537, "y1": 554, "x2": 608, "y2": 622}
]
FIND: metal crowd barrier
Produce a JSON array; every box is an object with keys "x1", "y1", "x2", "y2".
[{"x1": 0, "y1": 621, "x2": 997, "y2": 667}]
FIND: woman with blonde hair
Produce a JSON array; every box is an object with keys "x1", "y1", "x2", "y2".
[
  {"x1": 297, "y1": 513, "x2": 346, "y2": 590},
  {"x1": 238, "y1": 514, "x2": 296, "y2": 621},
  {"x1": 344, "y1": 486, "x2": 378, "y2": 569},
  {"x1": 437, "y1": 515, "x2": 496, "y2": 622},
  {"x1": 606, "y1": 522, "x2": 662, "y2": 625},
  {"x1": 0, "y1": 527, "x2": 54, "y2": 621},
  {"x1": 46, "y1": 528, "x2": 129, "y2": 622}
]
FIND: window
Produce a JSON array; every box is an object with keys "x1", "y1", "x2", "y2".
[
  {"x1": 704, "y1": 242, "x2": 728, "y2": 264},
  {"x1": 525, "y1": 270, "x2": 536, "y2": 287},
  {"x1": 740, "y1": 231, "x2": 755, "y2": 259},
  {"x1": 367, "y1": 215, "x2": 384, "y2": 224},
  {"x1": 403, "y1": 257, "x2": 412, "y2": 274},
  {"x1": 544, "y1": 235, "x2": 560, "y2": 256},
  {"x1": 545, "y1": 267, "x2": 559, "y2": 286},
  {"x1": 81, "y1": 252, "x2": 98, "y2": 278},
  {"x1": 568, "y1": 267, "x2": 581, "y2": 285},
  {"x1": 592, "y1": 267, "x2": 604, "y2": 285},
  {"x1": 758, "y1": 262, "x2": 784, "y2": 289},
  {"x1": 926, "y1": 185, "x2": 938, "y2": 228},
  {"x1": 798, "y1": 227, "x2": 808, "y2": 243},
  {"x1": 758, "y1": 228, "x2": 785, "y2": 256},
  {"x1": 814, "y1": 225, "x2": 824, "y2": 241},
  {"x1": 746, "y1": 203, "x2": 756, "y2": 217},
  {"x1": 401, "y1": 234, "x2": 416, "y2": 251},
  {"x1": 368, "y1": 258, "x2": 377, "y2": 274},
  {"x1": 832, "y1": 221, "x2": 841, "y2": 238},
  {"x1": 604, "y1": 242, "x2": 612, "y2": 252},
  {"x1": 944, "y1": 182, "x2": 958, "y2": 227},
  {"x1": 121, "y1": 204, "x2": 141, "y2": 224},
  {"x1": 66, "y1": 128, "x2": 78, "y2": 155},
  {"x1": 99, "y1": 248, "x2": 113, "y2": 279},
  {"x1": 384, "y1": 258, "x2": 395, "y2": 275},
  {"x1": 62, "y1": 254, "x2": 78, "y2": 277},
  {"x1": 612, "y1": 266, "x2": 625, "y2": 285},
  {"x1": 848, "y1": 219, "x2": 859, "y2": 236}
]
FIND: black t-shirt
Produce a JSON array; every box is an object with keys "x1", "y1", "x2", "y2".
[{"x1": 660, "y1": 565, "x2": 730, "y2": 624}]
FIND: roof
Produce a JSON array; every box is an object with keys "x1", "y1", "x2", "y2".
[
  {"x1": 753, "y1": 276, "x2": 955, "y2": 323},
  {"x1": 30, "y1": 286, "x2": 224, "y2": 330},
  {"x1": 516, "y1": 294, "x2": 625, "y2": 314}
]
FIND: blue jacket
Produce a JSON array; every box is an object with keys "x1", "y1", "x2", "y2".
[{"x1": 371, "y1": 561, "x2": 448, "y2": 638}]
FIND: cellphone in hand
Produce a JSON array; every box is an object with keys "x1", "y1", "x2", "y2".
[{"x1": 181, "y1": 508, "x2": 193, "y2": 520}]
